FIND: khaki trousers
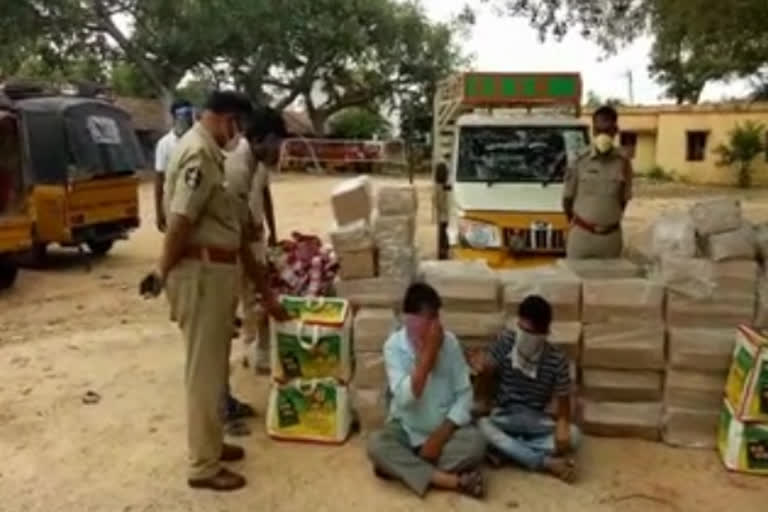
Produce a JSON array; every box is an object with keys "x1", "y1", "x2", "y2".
[
  {"x1": 166, "y1": 259, "x2": 238, "y2": 480},
  {"x1": 566, "y1": 224, "x2": 623, "y2": 259}
]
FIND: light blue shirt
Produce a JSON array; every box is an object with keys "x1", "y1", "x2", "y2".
[{"x1": 384, "y1": 327, "x2": 474, "y2": 447}]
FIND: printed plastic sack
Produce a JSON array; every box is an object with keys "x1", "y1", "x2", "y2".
[{"x1": 266, "y1": 379, "x2": 354, "y2": 444}]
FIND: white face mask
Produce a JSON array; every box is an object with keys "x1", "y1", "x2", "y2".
[
  {"x1": 594, "y1": 133, "x2": 615, "y2": 154},
  {"x1": 511, "y1": 326, "x2": 547, "y2": 379}
]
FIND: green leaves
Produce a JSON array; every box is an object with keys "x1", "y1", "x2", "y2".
[{"x1": 714, "y1": 121, "x2": 767, "y2": 188}]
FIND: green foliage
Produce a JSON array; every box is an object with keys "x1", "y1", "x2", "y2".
[
  {"x1": 110, "y1": 61, "x2": 157, "y2": 98},
  {"x1": 328, "y1": 108, "x2": 391, "y2": 139},
  {"x1": 584, "y1": 90, "x2": 624, "y2": 108},
  {"x1": 489, "y1": 0, "x2": 768, "y2": 104},
  {"x1": 714, "y1": 121, "x2": 767, "y2": 188},
  {"x1": 645, "y1": 165, "x2": 674, "y2": 182}
]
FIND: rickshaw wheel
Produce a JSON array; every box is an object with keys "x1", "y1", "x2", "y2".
[{"x1": 87, "y1": 240, "x2": 114, "y2": 256}]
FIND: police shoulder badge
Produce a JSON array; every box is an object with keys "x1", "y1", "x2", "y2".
[{"x1": 184, "y1": 167, "x2": 202, "y2": 189}]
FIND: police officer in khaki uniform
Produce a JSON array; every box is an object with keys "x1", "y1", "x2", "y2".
[
  {"x1": 224, "y1": 106, "x2": 285, "y2": 374},
  {"x1": 152, "y1": 92, "x2": 287, "y2": 491},
  {"x1": 563, "y1": 105, "x2": 632, "y2": 259}
]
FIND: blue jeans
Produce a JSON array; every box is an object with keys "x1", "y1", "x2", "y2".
[{"x1": 478, "y1": 406, "x2": 581, "y2": 470}]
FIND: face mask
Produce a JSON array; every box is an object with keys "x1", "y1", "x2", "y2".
[
  {"x1": 594, "y1": 133, "x2": 615, "y2": 154},
  {"x1": 514, "y1": 326, "x2": 547, "y2": 361}
]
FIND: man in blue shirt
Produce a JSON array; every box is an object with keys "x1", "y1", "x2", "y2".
[
  {"x1": 367, "y1": 283, "x2": 486, "y2": 498},
  {"x1": 470, "y1": 295, "x2": 580, "y2": 483}
]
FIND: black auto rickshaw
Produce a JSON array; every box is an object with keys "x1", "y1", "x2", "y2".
[{"x1": 4, "y1": 82, "x2": 145, "y2": 258}]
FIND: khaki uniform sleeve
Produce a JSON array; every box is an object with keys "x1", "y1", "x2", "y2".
[
  {"x1": 621, "y1": 157, "x2": 633, "y2": 202},
  {"x1": 169, "y1": 153, "x2": 217, "y2": 222},
  {"x1": 563, "y1": 162, "x2": 578, "y2": 199}
]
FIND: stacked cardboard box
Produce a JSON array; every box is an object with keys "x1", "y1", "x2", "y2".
[
  {"x1": 419, "y1": 260, "x2": 503, "y2": 347},
  {"x1": 373, "y1": 185, "x2": 419, "y2": 281},
  {"x1": 570, "y1": 260, "x2": 666, "y2": 441},
  {"x1": 329, "y1": 177, "x2": 376, "y2": 279}
]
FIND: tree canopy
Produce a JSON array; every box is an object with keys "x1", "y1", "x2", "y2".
[
  {"x1": 1, "y1": 0, "x2": 470, "y2": 136},
  {"x1": 488, "y1": 0, "x2": 768, "y2": 103}
]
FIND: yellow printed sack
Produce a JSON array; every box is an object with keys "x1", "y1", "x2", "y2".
[
  {"x1": 718, "y1": 399, "x2": 768, "y2": 475},
  {"x1": 724, "y1": 326, "x2": 768, "y2": 422},
  {"x1": 266, "y1": 378, "x2": 354, "y2": 444}
]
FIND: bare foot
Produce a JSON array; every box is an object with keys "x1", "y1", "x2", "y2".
[{"x1": 543, "y1": 456, "x2": 577, "y2": 483}]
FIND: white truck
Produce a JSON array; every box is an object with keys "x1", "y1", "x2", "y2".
[{"x1": 432, "y1": 72, "x2": 590, "y2": 268}]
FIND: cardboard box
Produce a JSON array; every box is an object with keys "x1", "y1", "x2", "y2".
[
  {"x1": 668, "y1": 327, "x2": 736, "y2": 372},
  {"x1": 442, "y1": 311, "x2": 506, "y2": 340},
  {"x1": 500, "y1": 266, "x2": 581, "y2": 321},
  {"x1": 582, "y1": 324, "x2": 665, "y2": 370},
  {"x1": 549, "y1": 322, "x2": 582, "y2": 361},
  {"x1": 378, "y1": 245, "x2": 417, "y2": 281},
  {"x1": 335, "y1": 277, "x2": 407, "y2": 308},
  {"x1": 582, "y1": 369, "x2": 663, "y2": 402},
  {"x1": 663, "y1": 407, "x2": 720, "y2": 449},
  {"x1": 338, "y1": 248, "x2": 377, "y2": 280},
  {"x1": 420, "y1": 260, "x2": 500, "y2": 312},
  {"x1": 355, "y1": 352, "x2": 388, "y2": 391},
  {"x1": 690, "y1": 198, "x2": 742, "y2": 236},
  {"x1": 376, "y1": 185, "x2": 418, "y2": 216},
  {"x1": 666, "y1": 289, "x2": 754, "y2": 328},
  {"x1": 582, "y1": 401, "x2": 662, "y2": 441},
  {"x1": 665, "y1": 370, "x2": 727, "y2": 410},
  {"x1": 724, "y1": 326, "x2": 768, "y2": 422},
  {"x1": 582, "y1": 279, "x2": 664, "y2": 324},
  {"x1": 718, "y1": 399, "x2": 768, "y2": 475},
  {"x1": 557, "y1": 258, "x2": 641, "y2": 279},
  {"x1": 329, "y1": 220, "x2": 373, "y2": 252},
  {"x1": 331, "y1": 176, "x2": 372, "y2": 226},
  {"x1": 353, "y1": 308, "x2": 398, "y2": 352}
]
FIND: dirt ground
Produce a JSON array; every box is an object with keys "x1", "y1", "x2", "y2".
[{"x1": 1, "y1": 174, "x2": 767, "y2": 512}]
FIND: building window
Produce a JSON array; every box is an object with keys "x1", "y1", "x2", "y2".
[
  {"x1": 620, "y1": 131, "x2": 638, "y2": 159},
  {"x1": 686, "y1": 131, "x2": 709, "y2": 162}
]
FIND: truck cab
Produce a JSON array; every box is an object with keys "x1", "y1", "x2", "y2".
[{"x1": 433, "y1": 72, "x2": 589, "y2": 268}]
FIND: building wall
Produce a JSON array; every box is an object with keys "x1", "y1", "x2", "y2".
[{"x1": 581, "y1": 103, "x2": 768, "y2": 186}]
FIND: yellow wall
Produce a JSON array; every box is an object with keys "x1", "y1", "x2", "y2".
[{"x1": 581, "y1": 103, "x2": 768, "y2": 186}]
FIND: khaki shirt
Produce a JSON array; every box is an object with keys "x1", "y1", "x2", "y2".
[
  {"x1": 563, "y1": 148, "x2": 632, "y2": 226},
  {"x1": 163, "y1": 123, "x2": 242, "y2": 250},
  {"x1": 224, "y1": 138, "x2": 270, "y2": 226}
]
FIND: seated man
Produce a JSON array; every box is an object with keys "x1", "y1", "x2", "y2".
[
  {"x1": 470, "y1": 295, "x2": 580, "y2": 482},
  {"x1": 367, "y1": 283, "x2": 486, "y2": 498}
]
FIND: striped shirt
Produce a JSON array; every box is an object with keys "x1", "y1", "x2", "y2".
[{"x1": 489, "y1": 329, "x2": 571, "y2": 411}]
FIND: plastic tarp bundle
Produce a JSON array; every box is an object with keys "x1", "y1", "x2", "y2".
[
  {"x1": 557, "y1": 258, "x2": 641, "y2": 279},
  {"x1": 649, "y1": 211, "x2": 698, "y2": 259},
  {"x1": 420, "y1": 260, "x2": 500, "y2": 312},
  {"x1": 331, "y1": 176, "x2": 372, "y2": 227},
  {"x1": 582, "y1": 401, "x2": 662, "y2": 441},
  {"x1": 665, "y1": 369, "x2": 727, "y2": 410},
  {"x1": 378, "y1": 245, "x2": 418, "y2": 280},
  {"x1": 547, "y1": 322, "x2": 582, "y2": 361},
  {"x1": 266, "y1": 378, "x2": 354, "y2": 444},
  {"x1": 582, "y1": 324, "x2": 665, "y2": 370},
  {"x1": 376, "y1": 185, "x2": 418, "y2": 216},
  {"x1": 668, "y1": 327, "x2": 736, "y2": 372},
  {"x1": 661, "y1": 259, "x2": 757, "y2": 328},
  {"x1": 373, "y1": 214, "x2": 416, "y2": 248},
  {"x1": 705, "y1": 223, "x2": 757, "y2": 262},
  {"x1": 755, "y1": 273, "x2": 768, "y2": 328},
  {"x1": 582, "y1": 279, "x2": 664, "y2": 324},
  {"x1": 499, "y1": 266, "x2": 581, "y2": 322},
  {"x1": 334, "y1": 277, "x2": 407, "y2": 308},
  {"x1": 353, "y1": 308, "x2": 399, "y2": 352},
  {"x1": 690, "y1": 198, "x2": 742, "y2": 236},
  {"x1": 582, "y1": 369, "x2": 663, "y2": 402},
  {"x1": 329, "y1": 220, "x2": 373, "y2": 252},
  {"x1": 662, "y1": 408, "x2": 719, "y2": 449}
]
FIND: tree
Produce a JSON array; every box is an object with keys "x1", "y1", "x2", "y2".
[
  {"x1": 584, "y1": 90, "x2": 624, "y2": 108},
  {"x1": 714, "y1": 121, "x2": 767, "y2": 188},
  {"x1": 328, "y1": 108, "x2": 391, "y2": 139},
  {"x1": 488, "y1": 0, "x2": 768, "y2": 103}
]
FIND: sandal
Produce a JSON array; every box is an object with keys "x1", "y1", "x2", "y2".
[{"x1": 458, "y1": 470, "x2": 485, "y2": 499}]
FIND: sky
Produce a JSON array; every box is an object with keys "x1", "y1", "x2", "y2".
[{"x1": 423, "y1": 0, "x2": 752, "y2": 104}]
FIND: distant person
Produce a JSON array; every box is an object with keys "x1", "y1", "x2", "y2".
[
  {"x1": 563, "y1": 105, "x2": 632, "y2": 258},
  {"x1": 224, "y1": 106, "x2": 285, "y2": 374},
  {"x1": 367, "y1": 283, "x2": 486, "y2": 499},
  {"x1": 469, "y1": 296, "x2": 579, "y2": 483},
  {"x1": 154, "y1": 99, "x2": 195, "y2": 232}
]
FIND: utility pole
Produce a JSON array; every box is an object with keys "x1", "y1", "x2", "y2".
[{"x1": 625, "y1": 70, "x2": 635, "y2": 105}]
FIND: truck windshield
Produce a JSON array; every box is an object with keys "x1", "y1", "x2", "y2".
[{"x1": 456, "y1": 125, "x2": 588, "y2": 183}]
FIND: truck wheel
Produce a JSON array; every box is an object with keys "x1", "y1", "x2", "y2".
[
  {"x1": 0, "y1": 261, "x2": 18, "y2": 290},
  {"x1": 87, "y1": 240, "x2": 114, "y2": 256}
]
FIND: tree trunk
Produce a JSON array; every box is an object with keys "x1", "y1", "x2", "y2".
[
  {"x1": 160, "y1": 88, "x2": 174, "y2": 129},
  {"x1": 739, "y1": 162, "x2": 751, "y2": 188}
]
